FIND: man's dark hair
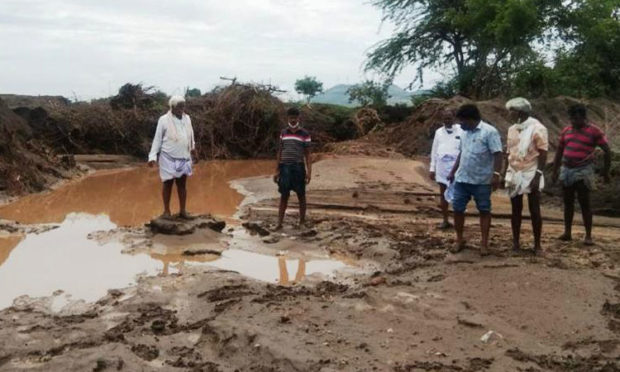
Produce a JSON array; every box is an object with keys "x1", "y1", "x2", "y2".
[
  {"x1": 568, "y1": 103, "x2": 587, "y2": 118},
  {"x1": 287, "y1": 107, "x2": 300, "y2": 116},
  {"x1": 456, "y1": 104, "x2": 481, "y2": 121}
]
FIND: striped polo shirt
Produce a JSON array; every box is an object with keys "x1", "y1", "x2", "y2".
[
  {"x1": 279, "y1": 127, "x2": 311, "y2": 164},
  {"x1": 559, "y1": 124, "x2": 608, "y2": 168}
]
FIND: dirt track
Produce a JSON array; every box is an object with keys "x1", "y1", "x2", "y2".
[{"x1": 0, "y1": 155, "x2": 619, "y2": 371}]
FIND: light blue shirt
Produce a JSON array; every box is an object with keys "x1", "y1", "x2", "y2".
[{"x1": 455, "y1": 121, "x2": 503, "y2": 185}]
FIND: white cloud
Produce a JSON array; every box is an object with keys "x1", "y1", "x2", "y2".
[{"x1": 0, "y1": 0, "x2": 438, "y2": 100}]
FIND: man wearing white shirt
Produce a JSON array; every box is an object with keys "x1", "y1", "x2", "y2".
[
  {"x1": 148, "y1": 96, "x2": 197, "y2": 219},
  {"x1": 429, "y1": 109, "x2": 462, "y2": 229}
]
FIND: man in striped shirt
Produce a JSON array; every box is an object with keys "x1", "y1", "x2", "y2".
[
  {"x1": 273, "y1": 107, "x2": 312, "y2": 229},
  {"x1": 552, "y1": 104, "x2": 611, "y2": 245}
]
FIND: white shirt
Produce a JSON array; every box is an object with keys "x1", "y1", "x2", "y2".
[
  {"x1": 148, "y1": 112, "x2": 195, "y2": 162},
  {"x1": 429, "y1": 124, "x2": 463, "y2": 172}
]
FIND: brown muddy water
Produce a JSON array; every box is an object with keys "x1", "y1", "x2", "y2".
[
  {"x1": 0, "y1": 160, "x2": 277, "y2": 226},
  {"x1": 0, "y1": 160, "x2": 350, "y2": 310}
]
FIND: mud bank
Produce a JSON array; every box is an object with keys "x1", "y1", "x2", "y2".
[{"x1": 0, "y1": 156, "x2": 619, "y2": 371}]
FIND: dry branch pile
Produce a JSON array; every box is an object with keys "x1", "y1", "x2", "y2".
[{"x1": 12, "y1": 85, "x2": 361, "y2": 160}]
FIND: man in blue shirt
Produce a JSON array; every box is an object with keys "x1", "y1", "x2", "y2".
[{"x1": 448, "y1": 104, "x2": 503, "y2": 256}]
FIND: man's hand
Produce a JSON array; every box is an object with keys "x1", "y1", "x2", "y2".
[
  {"x1": 551, "y1": 168, "x2": 559, "y2": 184},
  {"x1": 305, "y1": 173, "x2": 312, "y2": 185},
  {"x1": 191, "y1": 150, "x2": 200, "y2": 164},
  {"x1": 492, "y1": 173, "x2": 501, "y2": 191},
  {"x1": 148, "y1": 160, "x2": 156, "y2": 168},
  {"x1": 430, "y1": 171, "x2": 436, "y2": 181},
  {"x1": 447, "y1": 172, "x2": 455, "y2": 183},
  {"x1": 273, "y1": 173, "x2": 280, "y2": 184}
]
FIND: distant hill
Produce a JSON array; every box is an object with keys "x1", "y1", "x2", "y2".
[{"x1": 311, "y1": 84, "x2": 423, "y2": 107}]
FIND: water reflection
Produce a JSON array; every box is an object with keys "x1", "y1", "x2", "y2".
[
  {"x1": 0, "y1": 213, "x2": 163, "y2": 309},
  {"x1": 201, "y1": 249, "x2": 346, "y2": 284},
  {"x1": 278, "y1": 257, "x2": 306, "y2": 286},
  {"x1": 0, "y1": 160, "x2": 274, "y2": 226},
  {"x1": 0, "y1": 235, "x2": 24, "y2": 268}
]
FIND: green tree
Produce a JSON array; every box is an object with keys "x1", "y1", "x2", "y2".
[
  {"x1": 185, "y1": 87, "x2": 202, "y2": 98},
  {"x1": 551, "y1": 0, "x2": 620, "y2": 97},
  {"x1": 295, "y1": 76, "x2": 324, "y2": 103},
  {"x1": 366, "y1": 0, "x2": 555, "y2": 98},
  {"x1": 347, "y1": 81, "x2": 391, "y2": 107}
]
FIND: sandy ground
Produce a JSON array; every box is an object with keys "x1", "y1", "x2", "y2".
[{"x1": 0, "y1": 155, "x2": 619, "y2": 371}]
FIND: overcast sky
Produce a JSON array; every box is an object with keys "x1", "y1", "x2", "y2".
[{"x1": 0, "y1": 0, "x2": 439, "y2": 101}]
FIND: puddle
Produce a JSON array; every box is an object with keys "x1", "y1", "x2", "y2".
[
  {"x1": 193, "y1": 249, "x2": 347, "y2": 285},
  {"x1": 0, "y1": 160, "x2": 351, "y2": 309},
  {"x1": 0, "y1": 213, "x2": 164, "y2": 309},
  {"x1": 0, "y1": 160, "x2": 275, "y2": 226}
]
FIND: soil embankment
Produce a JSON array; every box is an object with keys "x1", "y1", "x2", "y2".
[{"x1": 0, "y1": 98, "x2": 78, "y2": 196}]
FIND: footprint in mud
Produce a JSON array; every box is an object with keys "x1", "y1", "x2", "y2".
[{"x1": 131, "y1": 344, "x2": 159, "y2": 361}]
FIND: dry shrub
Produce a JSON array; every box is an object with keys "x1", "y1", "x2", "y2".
[
  {"x1": 354, "y1": 108, "x2": 383, "y2": 136},
  {"x1": 189, "y1": 85, "x2": 285, "y2": 159}
]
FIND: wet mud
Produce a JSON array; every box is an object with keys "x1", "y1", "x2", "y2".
[{"x1": 0, "y1": 155, "x2": 619, "y2": 371}]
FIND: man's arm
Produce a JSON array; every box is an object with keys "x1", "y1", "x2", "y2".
[
  {"x1": 189, "y1": 118, "x2": 199, "y2": 163},
  {"x1": 601, "y1": 143, "x2": 611, "y2": 183},
  {"x1": 552, "y1": 142, "x2": 564, "y2": 183},
  {"x1": 304, "y1": 147, "x2": 312, "y2": 184},
  {"x1": 447, "y1": 153, "x2": 460, "y2": 182},
  {"x1": 429, "y1": 133, "x2": 438, "y2": 180},
  {"x1": 273, "y1": 140, "x2": 282, "y2": 183},
  {"x1": 492, "y1": 151, "x2": 503, "y2": 191},
  {"x1": 530, "y1": 150, "x2": 547, "y2": 191},
  {"x1": 148, "y1": 119, "x2": 164, "y2": 166},
  {"x1": 488, "y1": 129, "x2": 503, "y2": 191}
]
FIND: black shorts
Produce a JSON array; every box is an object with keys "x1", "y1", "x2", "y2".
[{"x1": 278, "y1": 163, "x2": 306, "y2": 197}]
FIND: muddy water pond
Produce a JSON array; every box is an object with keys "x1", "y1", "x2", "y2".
[
  {"x1": 0, "y1": 160, "x2": 276, "y2": 226},
  {"x1": 0, "y1": 160, "x2": 349, "y2": 309}
]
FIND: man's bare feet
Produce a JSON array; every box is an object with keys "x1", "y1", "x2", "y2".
[
  {"x1": 512, "y1": 242, "x2": 520, "y2": 252},
  {"x1": 480, "y1": 247, "x2": 490, "y2": 257},
  {"x1": 160, "y1": 212, "x2": 172, "y2": 220},
  {"x1": 450, "y1": 240, "x2": 466, "y2": 254},
  {"x1": 438, "y1": 221, "x2": 453, "y2": 230},
  {"x1": 533, "y1": 248, "x2": 544, "y2": 257},
  {"x1": 274, "y1": 224, "x2": 283, "y2": 231},
  {"x1": 584, "y1": 237, "x2": 595, "y2": 246},
  {"x1": 178, "y1": 211, "x2": 194, "y2": 220},
  {"x1": 558, "y1": 233, "x2": 572, "y2": 241}
]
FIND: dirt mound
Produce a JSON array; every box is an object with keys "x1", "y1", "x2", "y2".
[
  {"x1": 376, "y1": 96, "x2": 620, "y2": 157},
  {"x1": 0, "y1": 98, "x2": 76, "y2": 195},
  {"x1": 12, "y1": 86, "x2": 365, "y2": 160}
]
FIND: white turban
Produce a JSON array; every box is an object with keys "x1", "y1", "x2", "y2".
[
  {"x1": 169, "y1": 95, "x2": 186, "y2": 108},
  {"x1": 506, "y1": 97, "x2": 532, "y2": 113}
]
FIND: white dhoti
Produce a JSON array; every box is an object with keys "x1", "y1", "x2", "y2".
[
  {"x1": 435, "y1": 154, "x2": 458, "y2": 186},
  {"x1": 505, "y1": 118, "x2": 544, "y2": 198},
  {"x1": 158, "y1": 152, "x2": 193, "y2": 182},
  {"x1": 505, "y1": 164, "x2": 544, "y2": 198}
]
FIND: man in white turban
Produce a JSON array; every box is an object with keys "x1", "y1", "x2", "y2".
[
  {"x1": 429, "y1": 108, "x2": 462, "y2": 229},
  {"x1": 503, "y1": 97, "x2": 548, "y2": 254},
  {"x1": 148, "y1": 96, "x2": 196, "y2": 219}
]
